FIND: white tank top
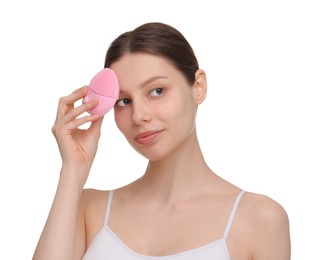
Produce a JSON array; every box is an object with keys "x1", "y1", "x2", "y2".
[{"x1": 83, "y1": 190, "x2": 245, "y2": 260}]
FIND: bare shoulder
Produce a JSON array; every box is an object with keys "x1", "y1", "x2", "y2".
[
  {"x1": 80, "y1": 188, "x2": 109, "y2": 207},
  {"x1": 79, "y1": 189, "x2": 110, "y2": 246},
  {"x1": 79, "y1": 188, "x2": 111, "y2": 220},
  {"x1": 238, "y1": 192, "x2": 291, "y2": 259},
  {"x1": 242, "y1": 192, "x2": 289, "y2": 226}
]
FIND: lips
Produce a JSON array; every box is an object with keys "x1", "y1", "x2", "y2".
[{"x1": 134, "y1": 130, "x2": 163, "y2": 145}]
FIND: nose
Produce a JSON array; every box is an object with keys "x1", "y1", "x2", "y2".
[{"x1": 131, "y1": 100, "x2": 152, "y2": 126}]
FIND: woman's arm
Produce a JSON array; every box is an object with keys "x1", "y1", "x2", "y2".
[
  {"x1": 33, "y1": 87, "x2": 103, "y2": 260},
  {"x1": 33, "y1": 171, "x2": 85, "y2": 260}
]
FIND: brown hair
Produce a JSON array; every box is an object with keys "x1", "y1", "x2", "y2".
[{"x1": 104, "y1": 22, "x2": 199, "y2": 85}]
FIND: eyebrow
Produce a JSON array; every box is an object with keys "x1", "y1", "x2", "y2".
[
  {"x1": 119, "y1": 76, "x2": 169, "y2": 94},
  {"x1": 140, "y1": 76, "x2": 169, "y2": 88}
]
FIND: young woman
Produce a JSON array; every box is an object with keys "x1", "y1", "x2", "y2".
[{"x1": 33, "y1": 22, "x2": 291, "y2": 260}]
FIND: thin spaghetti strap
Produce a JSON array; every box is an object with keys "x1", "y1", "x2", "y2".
[
  {"x1": 104, "y1": 190, "x2": 114, "y2": 226},
  {"x1": 223, "y1": 190, "x2": 246, "y2": 239}
]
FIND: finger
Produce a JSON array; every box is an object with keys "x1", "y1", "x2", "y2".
[
  {"x1": 65, "y1": 86, "x2": 88, "y2": 105},
  {"x1": 89, "y1": 116, "x2": 104, "y2": 134},
  {"x1": 64, "y1": 113, "x2": 101, "y2": 130},
  {"x1": 55, "y1": 86, "x2": 88, "y2": 121},
  {"x1": 61, "y1": 99, "x2": 99, "y2": 125}
]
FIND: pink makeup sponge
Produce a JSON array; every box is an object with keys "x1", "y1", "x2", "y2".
[{"x1": 83, "y1": 68, "x2": 119, "y2": 116}]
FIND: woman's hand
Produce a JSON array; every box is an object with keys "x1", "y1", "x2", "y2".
[{"x1": 51, "y1": 86, "x2": 104, "y2": 185}]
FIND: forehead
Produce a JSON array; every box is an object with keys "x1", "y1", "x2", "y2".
[{"x1": 109, "y1": 53, "x2": 182, "y2": 88}]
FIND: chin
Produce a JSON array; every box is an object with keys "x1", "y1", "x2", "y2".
[
  {"x1": 132, "y1": 146, "x2": 167, "y2": 162},
  {"x1": 137, "y1": 150, "x2": 164, "y2": 162}
]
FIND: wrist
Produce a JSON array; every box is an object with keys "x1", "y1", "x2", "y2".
[{"x1": 59, "y1": 164, "x2": 90, "y2": 189}]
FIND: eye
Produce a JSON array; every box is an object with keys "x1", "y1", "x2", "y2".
[
  {"x1": 150, "y1": 87, "x2": 164, "y2": 97},
  {"x1": 116, "y1": 98, "x2": 132, "y2": 107}
]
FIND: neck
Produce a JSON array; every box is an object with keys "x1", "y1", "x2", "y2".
[{"x1": 136, "y1": 131, "x2": 215, "y2": 205}]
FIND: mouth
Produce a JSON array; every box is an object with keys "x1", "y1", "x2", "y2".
[{"x1": 134, "y1": 130, "x2": 164, "y2": 145}]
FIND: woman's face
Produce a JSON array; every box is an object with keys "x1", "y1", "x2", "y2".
[{"x1": 110, "y1": 53, "x2": 204, "y2": 161}]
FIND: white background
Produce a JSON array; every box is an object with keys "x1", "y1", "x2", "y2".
[{"x1": 0, "y1": 0, "x2": 320, "y2": 259}]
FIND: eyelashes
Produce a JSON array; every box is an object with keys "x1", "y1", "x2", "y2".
[
  {"x1": 150, "y1": 87, "x2": 164, "y2": 97},
  {"x1": 115, "y1": 87, "x2": 166, "y2": 107},
  {"x1": 116, "y1": 98, "x2": 131, "y2": 107}
]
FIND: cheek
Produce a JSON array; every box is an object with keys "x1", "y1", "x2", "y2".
[
  {"x1": 168, "y1": 93, "x2": 196, "y2": 124},
  {"x1": 114, "y1": 111, "x2": 129, "y2": 135},
  {"x1": 178, "y1": 105, "x2": 197, "y2": 137}
]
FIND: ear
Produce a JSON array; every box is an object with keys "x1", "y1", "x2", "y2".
[{"x1": 192, "y1": 69, "x2": 207, "y2": 105}]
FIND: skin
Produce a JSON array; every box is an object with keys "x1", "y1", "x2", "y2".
[{"x1": 33, "y1": 53, "x2": 291, "y2": 260}]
